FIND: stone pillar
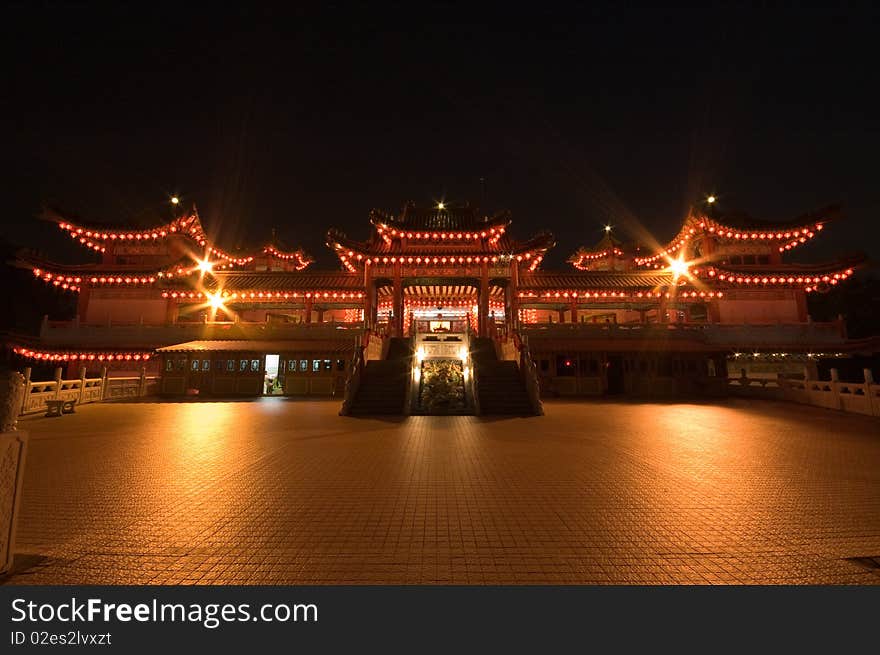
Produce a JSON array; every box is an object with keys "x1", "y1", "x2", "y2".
[
  {"x1": 20, "y1": 368, "x2": 31, "y2": 415},
  {"x1": 0, "y1": 425, "x2": 28, "y2": 575},
  {"x1": 803, "y1": 361, "x2": 818, "y2": 381},
  {"x1": 53, "y1": 367, "x2": 63, "y2": 400},
  {"x1": 657, "y1": 297, "x2": 668, "y2": 323},
  {"x1": 864, "y1": 368, "x2": 875, "y2": 385},
  {"x1": 830, "y1": 368, "x2": 839, "y2": 382},
  {"x1": 304, "y1": 298, "x2": 313, "y2": 324},
  {"x1": 77, "y1": 365, "x2": 87, "y2": 404},
  {"x1": 138, "y1": 365, "x2": 147, "y2": 397},
  {"x1": 100, "y1": 366, "x2": 108, "y2": 400},
  {"x1": 479, "y1": 261, "x2": 489, "y2": 337}
]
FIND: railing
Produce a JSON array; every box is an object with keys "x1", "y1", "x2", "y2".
[
  {"x1": 729, "y1": 369, "x2": 880, "y2": 417},
  {"x1": 19, "y1": 366, "x2": 160, "y2": 415},
  {"x1": 40, "y1": 318, "x2": 365, "y2": 348},
  {"x1": 339, "y1": 343, "x2": 365, "y2": 416},
  {"x1": 513, "y1": 332, "x2": 544, "y2": 416},
  {"x1": 521, "y1": 321, "x2": 847, "y2": 346}
]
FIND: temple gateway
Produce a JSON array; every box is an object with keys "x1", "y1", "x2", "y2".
[{"x1": 9, "y1": 199, "x2": 868, "y2": 415}]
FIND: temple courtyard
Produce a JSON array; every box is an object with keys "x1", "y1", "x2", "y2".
[{"x1": 4, "y1": 398, "x2": 880, "y2": 585}]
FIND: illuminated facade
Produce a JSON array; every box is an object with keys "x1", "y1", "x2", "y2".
[{"x1": 7, "y1": 200, "x2": 867, "y2": 410}]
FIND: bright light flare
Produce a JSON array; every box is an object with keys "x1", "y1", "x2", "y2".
[
  {"x1": 604, "y1": 225, "x2": 612, "y2": 233},
  {"x1": 171, "y1": 196, "x2": 180, "y2": 205},
  {"x1": 667, "y1": 255, "x2": 690, "y2": 281},
  {"x1": 707, "y1": 195, "x2": 716, "y2": 204},
  {"x1": 437, "y1": 202, "x2": 445, "y2": 210},
  {"x1": 207, "y1": 292, "x2": 224, "y2": 310},
  {"x1": 196, "y1": 258, "x2": 214, "y2": 274}
]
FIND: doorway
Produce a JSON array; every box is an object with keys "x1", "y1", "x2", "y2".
[
  {"x1": 606, "y1": 355, "x2": 624, "y2": 395},
  {"x1": 264, "y1": 354, "x2": 283, "y2": 395}
]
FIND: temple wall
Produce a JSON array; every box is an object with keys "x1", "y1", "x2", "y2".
[
  {"x1": 84, "y1": 290, "x2": 168, "y2": 325},
  {"x1": 716, "y1": 290, "x2": 801, "y2": 323}
]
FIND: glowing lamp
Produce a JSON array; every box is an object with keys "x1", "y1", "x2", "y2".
[
  {"x1": 171, "y1": 196, "x2": 180, "y2": 205},
  {"x1": 707, "y1": 195, "x2": 716, "y2": 204},
  {"x1": 667, "y1": 257, "x2": 690, "y2": 280},
  {"x1": 196, "y1": 259, "x2": 214, "y2": 274}
]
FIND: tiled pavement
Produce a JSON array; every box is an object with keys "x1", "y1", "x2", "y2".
[{"x1": 4, "y1": 398, "x2": 880, "y2": 585}]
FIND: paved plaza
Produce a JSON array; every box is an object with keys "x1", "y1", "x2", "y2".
[{"x1": 4, "y1": 398, "x2": 880, "y2": 585}]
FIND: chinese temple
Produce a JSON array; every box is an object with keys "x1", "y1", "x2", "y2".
[{"x1": 6, "y1": 198, "x2": 870, "y2": 414}]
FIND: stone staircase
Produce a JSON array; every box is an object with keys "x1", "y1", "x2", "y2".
[
  {"x1": 470, "y1": 337, "x2": 534, "y2": 415},
  {"x1": 347, "y1": 338, "x2": 412, "y2": 415}
]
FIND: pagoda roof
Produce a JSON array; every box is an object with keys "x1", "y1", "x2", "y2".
[
  {"x1": 156, "y1": 339, "x2": 355, "y2": 353},
  {"x1": 519, "y1": 270, "x2": 675, "y2": 291},
  {"x1": 200, "y1": 270, "x2": 363, "y2": 292},
  {"x1": 702, "y1": 203, "x2": 841, "y2": 232},
  {"x1": 370, "y1": 203, "x2": 511, "y2": 232}
]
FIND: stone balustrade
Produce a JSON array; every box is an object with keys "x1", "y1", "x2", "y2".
[
  {"x1": 729, "y1": 368, "x2": 880, "y2": 417},
  {"x1": 19, "y1": 366, "x2": 161, "y2": 415}
]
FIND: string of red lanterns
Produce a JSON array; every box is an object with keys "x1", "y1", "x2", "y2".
[
  {"x1": 13, "y1": 347, "x2": 151, "y2": 363},
  {"x1": 161, "y1": 290, "x2": 365, "y2": 300},
  {"x1": 570, "y1": 248, "x2": 625, "y2": 270},
  {"x1": 31, "y1": 268, "x2": 81, "y2": 292},
  {"x1": 262, "y1": 246, "x2": 312, "y2": 269},
  {"x1": 699, "y1": 266, "x2": 853, "y2": 290}
]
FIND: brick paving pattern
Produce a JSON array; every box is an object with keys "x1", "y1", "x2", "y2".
[{"x1": 4, "y1": 398, "x2": 880, "y2": 585}]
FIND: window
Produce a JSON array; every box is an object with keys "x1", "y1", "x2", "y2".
[
  {"x1": 288, "y1": 360, "x2": 296, "y2": 372},
  {"x1": 191, "y1": 359, "x2": 200, "y2": 371},
  {"x1": 336, "y1": 359, "x2": 345, "y2": 371},
  {"x1": 323, "y1": 359, "x2": 332, "y2": 371},
  {"x1": 202, "y1": 359, "x2": 210, "y2": 371},
  {"x1": 227, "y1": 360, "x2": 235, "y2": 372},
  {"x1": 312, "y1": 359, "x2": 321, "y2": 372},
  {"x1": 251, "y1": 359, "x2": 260, "y2": 372},
  {"x1": 299, "y1": 359, "x2": 308, "y2": 372},
  {"x1": 176, "y1": 358, "x2": 186, "y2": 371},
  {"x1": 165, "y1": 359, "x2": 173, "y2": 372},
  {"x1": 240, "y1": 359, "x2": 248, "y2": 372}
]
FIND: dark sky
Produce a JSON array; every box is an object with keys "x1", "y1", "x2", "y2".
[{"x1": 2, "y1": 3, "x2": 878, "y2": 269}]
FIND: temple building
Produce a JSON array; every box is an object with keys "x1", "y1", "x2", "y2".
[{"x1": 6, "y1": 199, "x2": 870, "y2": 414}]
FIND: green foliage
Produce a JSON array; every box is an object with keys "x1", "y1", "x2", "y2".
[{"x1": 419, "y1": 359, "x2": 465, "y2": 413}]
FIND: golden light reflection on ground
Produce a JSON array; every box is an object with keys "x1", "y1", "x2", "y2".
[{"x1": 9, "y1": 399, "x2": 880, "y2": 585}]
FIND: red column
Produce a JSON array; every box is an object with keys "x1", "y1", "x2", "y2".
[
  {"x1": 392, "y1": 263, "x2": 404, "y2": 337},
  {"x1": 569, "y1": 299, "x2": 578, "y2": 324},
  {"x1": 479, "y1": 261, "x2": 489, "y2": 337},
  {"x1": 304, "y1": 298, "x2": 313, "y2": 324},
  {"x1": 657, "y1": 297, "x2": 668, "y2": 323},
  {"x1": 363, "y1": 262, "x2": 373, "y2": 330},
  {"x1": 165, "y1": 298, "x2": 179, "y2": 325},
  {"x1": 509, "y1": 260, "x2": 520, "y2": 332}
]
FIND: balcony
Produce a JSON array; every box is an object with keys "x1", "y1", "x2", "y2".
[
  {"x1": 521, "y1": 321, "x2": 847, "y2": 349},
  {"x1": 39, "y1": 318, "x2": 364, "y2": 348}
]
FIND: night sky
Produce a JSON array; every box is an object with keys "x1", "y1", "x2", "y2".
[{"x1": 3, "y1": 3, "x2": 878, "y2": 269}]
